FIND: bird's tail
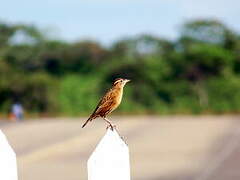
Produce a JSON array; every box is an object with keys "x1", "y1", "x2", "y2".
[{"x1": 82, "y1": 117, "x2": 93, "y2": 128}]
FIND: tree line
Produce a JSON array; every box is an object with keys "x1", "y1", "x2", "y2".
[{"x1": 0, "y1": 19, "x2": 240, "y2": 116}]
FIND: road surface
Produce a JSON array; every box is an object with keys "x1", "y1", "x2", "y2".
[{"x1": 1, "y1": 115, "x2": 240, "y2": 180}]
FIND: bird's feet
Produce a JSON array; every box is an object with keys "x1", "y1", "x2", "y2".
[
  {"x1": 106, "y1": 124, "x2": 116, "y2": 131},
  {"x1": 106, "y1": 124, "x2": 128, "y2": 145}
]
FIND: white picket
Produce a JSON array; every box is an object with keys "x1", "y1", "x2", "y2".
[
  {"x1": 0, "y1": 130, "x2": 18, "y2": 180},
  {"x1": 88, "y1": 129, "x2": 130, "y2": 180}
]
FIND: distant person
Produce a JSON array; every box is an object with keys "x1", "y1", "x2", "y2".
[{"x1": 11, "y1": 103, "x2": 24, "y2": 122}]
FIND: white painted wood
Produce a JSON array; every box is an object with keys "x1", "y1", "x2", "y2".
[
  {"x1": 0, "y1": 130, "x2": 18, "y2": 180},
  {"x1": 88, "y1": 129, "x2": 130, "y2": 180}
]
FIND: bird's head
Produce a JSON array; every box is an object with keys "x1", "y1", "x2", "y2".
[{"x1": 113, "y1": 78, "x2": 130, "y2": 87}]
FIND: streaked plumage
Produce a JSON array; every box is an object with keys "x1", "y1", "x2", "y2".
[{"x1": 82, "y1": 78, "x2": 130, "y2": 130}]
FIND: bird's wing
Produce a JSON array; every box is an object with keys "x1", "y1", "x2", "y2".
[{"x1": 90, "y1": 89, "x2": 115, "y2": 117}]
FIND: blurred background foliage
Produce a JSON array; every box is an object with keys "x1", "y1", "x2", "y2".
[{"x1": 1, "y1": 19, "x2": 240, "y2": 116}]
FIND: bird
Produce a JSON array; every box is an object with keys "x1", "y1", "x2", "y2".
[{"x1": 82, "y1": 78, "x2": 130, "y2": 130}]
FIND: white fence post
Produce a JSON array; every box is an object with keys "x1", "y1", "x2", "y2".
[
  {"x1": 88, "y1": 129, "x2": 130, "y2": 180},
  {"x1": 0, "y1": 130, "x2": 18, "y2": 180}
]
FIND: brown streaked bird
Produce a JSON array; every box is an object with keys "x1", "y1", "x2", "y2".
[{"x1": 82, "y1": 78, "x2": 130, "y2": 130}]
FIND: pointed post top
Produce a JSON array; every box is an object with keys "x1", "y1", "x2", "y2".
[
  {"x1": 87, "y1": 129, "x2": 130, "y2": 180},
  {"x1": 0, "y1": 130, "x2": 18, "y2": 180}
]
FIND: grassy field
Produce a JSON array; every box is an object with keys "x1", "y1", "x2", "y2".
[{"x1": 1, "y1": 115, "x2": 240, "y2": 180}]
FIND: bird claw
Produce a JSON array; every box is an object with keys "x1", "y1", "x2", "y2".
[
  {"x1": 106, "y1": 124, "x2": 116, "y2": 131},
  {"x1": 106, "y1": 125, "x2": 128, "y2": 145}
]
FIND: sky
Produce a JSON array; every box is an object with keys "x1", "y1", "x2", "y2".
[{"x1": 0, "y1": 0, "x2": 239, "y2": 44}]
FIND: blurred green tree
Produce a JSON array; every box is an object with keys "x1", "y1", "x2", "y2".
[{"x1": 0, "y1": 19, "x2": 240, "y2": 115}]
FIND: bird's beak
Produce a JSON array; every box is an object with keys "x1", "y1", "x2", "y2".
[{"x1": 125, "y1": 79, "x2": 131, "y2": 83}]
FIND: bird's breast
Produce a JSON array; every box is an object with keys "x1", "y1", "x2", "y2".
[{"x1": 112, "y1": 87, "x2": 123, "y2": 107}]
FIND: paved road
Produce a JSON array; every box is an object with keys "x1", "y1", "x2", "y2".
[{"x1": 1, "y1": 116, "x2": 240, "y2": 180}]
